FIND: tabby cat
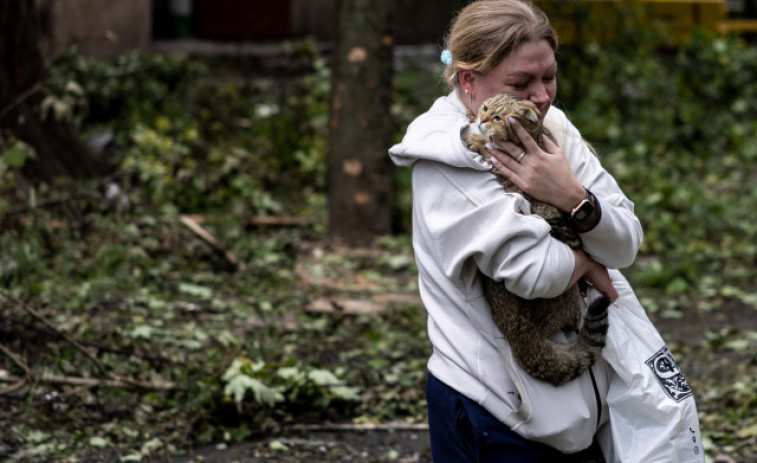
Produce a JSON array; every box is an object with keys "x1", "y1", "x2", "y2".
[{"x1": 465, "y1": 93, "x2": 610, "y2": 386}]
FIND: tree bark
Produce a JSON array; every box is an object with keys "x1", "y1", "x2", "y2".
[
  {"x1": 327, "y1": 0, "x2": 395, "y2": 243},
  {"x1": 0, "y1": 0, "x2": 111, "y2": 184}
]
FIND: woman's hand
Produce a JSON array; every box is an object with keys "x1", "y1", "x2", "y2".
[
  {"x1": 570, "y1": 249, "x2": 618, "y2": 302},
  {"x1": 488, "y1": 118, "x2": 584, "y2": 213}
]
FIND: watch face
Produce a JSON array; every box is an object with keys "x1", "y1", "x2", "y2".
[{"x1": 574, "y1": 202, "x2": 594, "y2": 222}]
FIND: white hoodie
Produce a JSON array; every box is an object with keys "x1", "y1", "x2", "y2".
[{"x1": 388, "y1": 91, "x2": 644, "y2": 453}]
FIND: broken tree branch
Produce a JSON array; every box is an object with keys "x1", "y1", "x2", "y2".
[
  {"x1": 179, "y1": 215, "x2": 240, "y2": 271},
  {"x1": 0, "y1": 81, "x2": 42, "y2": 120},
  {"x1": 0, "y1": 379, "x2": 27, "y2": 397},
  {"x1": 0, "y1": 374, "x2": 178, "y2": 391},
  {"x1": 0, "y1": 289, "x2": 107, "y2": 375},
  {"x1": 0, "y1": 341, "x2": 31, "y2": 377},
  {"x1": 287, "y1": 422, "x2": 429, "y2": 432},
  {"x1": 0, "y1": 342, "x2": 30, "y2": 396},
  {"x1": 245, "y1": 215, "x2": 315, "y2": 227}
]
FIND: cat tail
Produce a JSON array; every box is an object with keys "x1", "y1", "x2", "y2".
[
  {"x1": 515, "y1": 295, "x2": 610, "y2": 387},
  {"x1": 580, "y1": 294, "x2": 611, "y2": 349}
]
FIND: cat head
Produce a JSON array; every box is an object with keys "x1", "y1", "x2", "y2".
[{"x1": 476, "y1": 93, "x2": 541, "y2": 145}]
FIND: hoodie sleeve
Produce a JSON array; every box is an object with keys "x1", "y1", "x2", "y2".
[
  {"x1": 546, "y1": 108, "x2": 644, "y2": 269},
  {"x1": 411, "y1": 160, "x2": 576, "y2": 300}
]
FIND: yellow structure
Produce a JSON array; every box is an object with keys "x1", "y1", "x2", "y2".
[{"x1": 537, "y1": 0, "x2": 757, "y2": 46}]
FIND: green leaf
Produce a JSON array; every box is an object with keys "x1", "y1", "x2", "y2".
[
  {"x1": 277, "y1": 366, "x2": 301, "y2": 381},
  {"x1": 724, "y1": 338, "x2": 750, "y2": 352},
  {"x1": 130, "y1": 325, "x2": 153, "y2": 339},
  {"x1": 179, "y1": 282, "x2": 213, "y2": 299},
  {"x1": 736, "y1": 422, "x2": 757, "y2": 438},
  {"x1": 120, "y1": 453, "x2": 143, "y2": 462},
  {"x1": 224, "y1": 374, "x2": 283, "y2": 406},
  {"x1": 214, "y1": 329, "x2": 240, "y2": 348},
  {"x1": 3, "y1": 144, "x2": 26, "y2": 168},
  {"x1": 89, "y1": 436, "x2": 109, "y2": 447},
  {"x1": 307, "y1": 368, "x2": 341, "y2": 386},
  {"x1": 308, "y1": 369, "x2": 360, "y2": 401},
  {"x1": 268, "y1": 440, "x2": 290, "y2": 451}
]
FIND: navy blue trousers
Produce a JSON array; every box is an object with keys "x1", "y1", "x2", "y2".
[{"x1": 426, "y1": 373, "x2": 605, "y2": 462}]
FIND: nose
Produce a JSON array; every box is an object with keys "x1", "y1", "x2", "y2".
[{"x1": 530, "y1": 84, "x2": 550, "y2": 105}]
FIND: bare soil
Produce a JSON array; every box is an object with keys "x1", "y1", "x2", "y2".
[{"x1": 174, "y1": 425, "x2": 432, "y2": 463}]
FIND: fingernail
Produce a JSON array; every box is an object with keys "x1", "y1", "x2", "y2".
[
  {"x1": 485, "y1": 142, "x2": 493, "y2": 151},
  {"x1": 490, "y1": 156, "x2": 499, "y2": 165},
  {"x1": 508, "y1": 117, "x2": 517, "y2": 125}
]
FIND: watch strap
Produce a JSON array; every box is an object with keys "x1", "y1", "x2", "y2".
[{"x1": 573, "y1": 188, "x2": 601, "y2": 233}]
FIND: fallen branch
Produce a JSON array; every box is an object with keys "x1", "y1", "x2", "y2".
[
  {"x1": 0, "y1": 290, "x2": 185, "y2": 396},
  {"x1": 287, "y1": 422, "x2": 429, "y2": 432},
  {"x1": 305, "y1": 293, "x2": 423, "y2": 315},
  {"x1": 0, "y1": 341, "x2": 31, "y2": 377},
  {"x1": 0, "y1": 81, "x2": 42, "y2": 119},
  {"x1": 5, "y1": 173, "x2": 122, "y2": 216},
  {"x1": 5, "y1": 195, "x2": 74, "y2": 215},
  {"x1": 0, "y1": 289, "x2": 106, "y2": 375},
  {"x1": 0, "y1": 341, "x2": 29, "y2": 395},
  {"x1": 0, "y1": 374, "x2": 178, "y2": 391},
  {"x1": 179, "y1": 215, "x2": 240, "y2": 271},
  {"x1": 245, "y1": 215, "x2": 315, "y2": 227},
  {"x1": 0, "y1": 378, "x2": 26, "y2": 396}
]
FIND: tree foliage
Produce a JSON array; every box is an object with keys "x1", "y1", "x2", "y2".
[{"x1": 0, "y1": 0, "x2": 110, "y2": 183}]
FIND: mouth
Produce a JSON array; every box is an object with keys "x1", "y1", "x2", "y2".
[{"x1": 536, "y1": 104, "x2": 550, "y2": 119}]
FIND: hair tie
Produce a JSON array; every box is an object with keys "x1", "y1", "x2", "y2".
[{"x1": 440, "y1": 49, "x2": 452, "y2": 67}]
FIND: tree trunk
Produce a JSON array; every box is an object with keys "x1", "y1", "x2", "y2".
[
  {"x1": 0, "y1": 0, "x2": 110, "y2": 184},
  {"x1": 327, "y1": 0, "x2": 395, "y2": 243}
]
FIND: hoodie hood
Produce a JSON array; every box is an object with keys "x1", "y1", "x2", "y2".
[{"x1": 389, "y1": 91, "x2": 491, "y2": 171}]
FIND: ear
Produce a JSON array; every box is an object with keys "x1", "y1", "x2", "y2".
[{"x1": 458, "y1": 69, "x2": 475, "y2": 91}]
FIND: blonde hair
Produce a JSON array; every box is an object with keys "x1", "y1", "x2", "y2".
[{"x1": 443, "y1": 0, "x2": 558, "y2": 90}]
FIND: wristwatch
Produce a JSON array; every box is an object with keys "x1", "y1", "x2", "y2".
[{"x1": 570, "y1": 188, "x2": 596, "y2": 224}]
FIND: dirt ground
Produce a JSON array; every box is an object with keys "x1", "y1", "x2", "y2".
[
  {"x1": 173, "y1": 300, "x2": 757, "y2": 463},
  {"x1": 173, "y1": 425, "x2": 432, "y2": 463}
]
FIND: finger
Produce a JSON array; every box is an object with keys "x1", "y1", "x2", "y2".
[
  {"x1": 489, "y1": 139, "x2": 524, "y2": 161},
  {"x1": 491, "y1": 139, "x2": 519, "y2": 153},
  {"x1": 541, "y1": 134, "x2": 559, "y2": 154},
  {"x1": 588, "y1": 284, "x2": 618, "y2": 305},
  {"x1": 487, "y1": 143, "x2": 521, "y2": 175},
  {"x1": 594, "y1": 279, "x2": 618, "y2": 302},
  {"x1": 589, "y1": 269, "x2": 619, "y2": 302},
  {"x1": 508, "y1": 117, "x2": 541, "y2": 153}
]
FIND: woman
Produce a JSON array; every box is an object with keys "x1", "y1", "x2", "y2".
[{"x1": 389, "y1": 0, "x2": 643, "y2": 461}]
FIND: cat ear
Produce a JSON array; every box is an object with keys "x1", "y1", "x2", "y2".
[{"x1": 525, "y1": 109, "x2": 539, "y2": 123}]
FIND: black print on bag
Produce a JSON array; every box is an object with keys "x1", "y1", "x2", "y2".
[{"x1": 645, "y1": 346, "x2": 693, "y2": 402}]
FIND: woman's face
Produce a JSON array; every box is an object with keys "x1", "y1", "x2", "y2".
[{"x1": 460, "y1": 39, "x2": 557, "y2": 120}]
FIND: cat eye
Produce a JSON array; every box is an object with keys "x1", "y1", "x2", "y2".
[
  {"x1": 493, "y1": 116, "x2": 502, "y2": 121},
  {"x1": 483, "y1": 105, "x2": 488, "y2": 112}
]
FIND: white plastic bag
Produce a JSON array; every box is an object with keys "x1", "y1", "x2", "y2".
[{"x1": 598, "y1": 270, "x2": 705, "y2": 463}]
